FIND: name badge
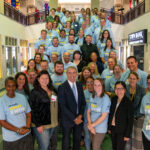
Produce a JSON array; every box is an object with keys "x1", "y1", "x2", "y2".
[
  {"x1": 68, "y1": 50, "x2": 74, "y2": 52},
  {"x1": 91, "y1": 104, "x2": 98, "y2": 108},
  {"x1": 106, "y1": 76, "x2": 111, "y2": 79},
  {"x1": 52, "y1": 52, "x2": 59, "y2": 55},
  {"x1": 51, "y1": 95, "x2": 57, "y2": 102},
  {"x1": 55, "y1": 82, "x2": 61, "y2": 86}
]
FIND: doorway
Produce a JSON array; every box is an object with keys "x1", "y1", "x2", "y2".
[{"x1": 133, "y1": 45, "x2": 144, "y2": 70}]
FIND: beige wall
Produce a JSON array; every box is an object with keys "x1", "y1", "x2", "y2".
[
  {"x1": 0, "y1": 0, "x2": 4, "y2": 14},
  {"x1": 0, "y1": 14, "x2": 27, "y2": 45},
  {"x1": 122, "y1": 12, "x2": 150, "y2": 72},
  {"x1": 91, "y1": 0, "x2": 99, "y2": 9},
  {"x1": 49, "y1": 0, "x2": 58, "y2": 9}
]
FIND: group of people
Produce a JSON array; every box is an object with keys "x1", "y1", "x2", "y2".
[{"x1": 0, "y1": 6, "x2": 150, "y2": 150}]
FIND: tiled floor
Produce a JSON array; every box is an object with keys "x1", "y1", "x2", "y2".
[{"x1": 0, "y1": 90, "x2": 112, "y2": 150}]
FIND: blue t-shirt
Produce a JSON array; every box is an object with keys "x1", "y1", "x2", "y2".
[
  {"x1": 64, "y1": 62, "x2": 77, "y2": 73},
  {"x1": 101, "y1": 68, "x2": 113, "y2": 80},
  {"x1": 88, "y1": 94, "x2": 111, "y2": 133},
  {"x1": 100, "y1": 48, "x2": 118, "y2": 62},
  {"x1": 104, "y1": 60, "x2": 123, "y2": 70},
  {"x1": 0, "y1": 93, "x2": 31, "y2": 142},
  {"x1": 62, "y1": 43, "x2": 81, "y2": 60},
  {"x1": 35, "y1": 39, "x2": 52, "y2": 53},
  {"x1": 105, "y1": 75, "x2": 122, "y2": 92},
  {"x1": 46, "y1": 29, "x2": 59, "y2": 40},
  {"x1": 76, "y1": 37, "x2": 84, "y2": 47},
  {"x1": 61, "y1": 16, "x2": 71, "y2": 25},
  {"x1": 121, "y1": 69, "x2": 148, "y2": 88},
  {"x1": 49, "y1": 62, "x2": 55, "y2": 75},
  {"x1": 84, "y1": 89, "x2": 92, "y2": 125},
  {"x1": 51, "y1": 73, "x2": 67, "y2": 91},
  {"x1": 140, "y1": 93, "x2": 150, "y2": 141},
  {"x1": 47, "y1": 45, "x2": 63, "y2": 60},
  {"x1": 59, "y1": 37, "x2": 68, "y2": 46}
]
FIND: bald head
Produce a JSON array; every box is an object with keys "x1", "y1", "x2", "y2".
[{"x1": 63, "y1": 52, "x2": 70, "y2": 63}]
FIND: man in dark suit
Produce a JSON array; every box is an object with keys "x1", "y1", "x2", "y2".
[
  {"x1": 81, "y1": 35, "x2": 100, "y2": 65},
  {"x1": 58, "y1": 66, "x2": 86, "y2": 150}
]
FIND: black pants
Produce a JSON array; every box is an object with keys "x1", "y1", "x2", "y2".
[
  {"x1": 142, "y1": 131, "x2": 150, "y2": 150},
  {"x1": 3, "y1": 133, "x2": 33, "y2": 150},
  {"x1": 62, "y1": 124, "x2": 82, "y2": 150},
  {"x1": 111, "y1": 126, "x2": 126, "y2": 150}
]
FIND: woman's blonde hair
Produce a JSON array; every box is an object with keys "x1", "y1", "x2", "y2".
[{"x1": 88, "y1": 62, "x2": 99, "y2": 75}]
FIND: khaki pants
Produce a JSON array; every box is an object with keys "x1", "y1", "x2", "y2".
[{"x1": 90, "y1": 133, "x2": 105, "y2": 150}]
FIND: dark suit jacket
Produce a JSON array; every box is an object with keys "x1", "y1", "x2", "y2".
[
  {"x1": 108, "y1": 95, "x2": 134, "y2": 138},
  {"x1": 58, "y1": 81, "x2": 86, "y2": 127},
  {"x1": 126, "y1": 84, "x2": 145, "y2": 118},
  {"x1": 81, "y1": 43, "x2": 99, "y2": 64},
  {"x1": 58, "y1": 81, "x2": 86, "y2": 126}
]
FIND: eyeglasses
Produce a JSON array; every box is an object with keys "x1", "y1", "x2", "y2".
[
  {"x1": 64, "y1": 55, "x2": 70, "y2": 58},
  {"x1": 147, "y1": 82, "x2": 150, "y2": 84},
  {"x1": 115, "y1": 88, "x2": 124, "y2": 91},
  {"x1": 86, "y1": 81, "x2": 94, "y2": 85},
  {"x1": 129, "y1": 78, "x2": 137, "y2": 81}
]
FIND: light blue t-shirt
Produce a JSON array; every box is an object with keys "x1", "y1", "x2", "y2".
[
  {"x1": 64, "y1": 28, "x2": 70, "y2": 37},
  {"x1": 121, "y1": 69, "x2": 148, "y2": 88},
  {"x1": 105, "y1": 75, "x2": 122, "y2": 92},
  {"x1": 88, "y1": 94, "x2": 111, "y2": 133},
  {"x1": 97, "y1": 39, "x2": 116, "y2": 55},
  {"x1": 93, "y1": 27, "x2": 113, "y2": 44},
  {"x1": 76, "y1": 37, "x2": 84, "y2": 46},
  {"x1": 104, "y1": 60, "x2": 124, "y2": 70},
  {"x1": 64, "y1": 62, "x2": 77, "y2": 73},
  {"x1": 61, "y1": 16, "x2": 71, "y2": 25},
  {"x1": 84, "y1": 89, "x2": 92, "y2": 125},
  {"x1": 101, "y1": 68, "x2": 113, "y2": 80},
  {"x1": 100, "y1": 48, "x2": 118, "y2": 62},
  {"x1": 59, "y1": 37, "x2": 68, "y2": 46},
  {"x1": 35, "y1": 39, "x2": 52, "y2": 53},
  {"x1": 92, "y1": 73, "x2": 101, "y2": 79},
  {"x1": 0, "y1": 93, "x2": 31, "y2": 142},
  {"x1": 91, "y1": 15, "x2": 98, "y2": 24},
  {"x1": 41, "y1": 54, "x2": 50, "y2": 62},
  {"x1": 47, "y1": 45, "x2": 63, "y2": 60},
  {"x1": 94, "y1": 19, "x2": 112, "y2": 29},
  {"x1": 55, "y1": 11, "x2": 64, "y2": 21},
  {"x1": 79, "y1": 18, "x2": 85, "y2": 26},
  {"x1": 46, "y1": 29, "x2": 59, "y2": 40},
  {"x1": 62, "y1": 43, "x2": 81, "y2": 60},
  {"x1": 140, "y1": 93, "x2": 150, "y2": 141},
  {"x1": 51, "y1": 73, "x2": 67, "y2": 91},
  {"x1": 97, "y1": 39, "x2": 106, "y2": 52},
  {"x1": 49, "y1": 62, "x2": 55, "y2": 75}
]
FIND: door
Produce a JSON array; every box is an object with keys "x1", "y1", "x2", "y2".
[{"x1": 133, "y1": 45, "x2": 144, "y2": 70}]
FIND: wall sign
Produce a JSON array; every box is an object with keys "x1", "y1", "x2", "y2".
[{"x1": 128, "y1": 29, "x2": 147, "y2": 45}]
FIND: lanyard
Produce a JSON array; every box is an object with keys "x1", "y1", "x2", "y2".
[{"x1": 129, "y1": 87, "x2": 136, "y2": 101}]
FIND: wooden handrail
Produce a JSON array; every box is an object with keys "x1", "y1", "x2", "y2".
[{"x1": 4, "y1": 1, "x2": 146, "y2": 26}]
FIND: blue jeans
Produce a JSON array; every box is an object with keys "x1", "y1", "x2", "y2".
[
  {"x1": 84, "y1": 124, "x2": 91, "y2": 150},
  {"x1": 33, "y1": 127, "x2": 54, "y2": 150}
]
